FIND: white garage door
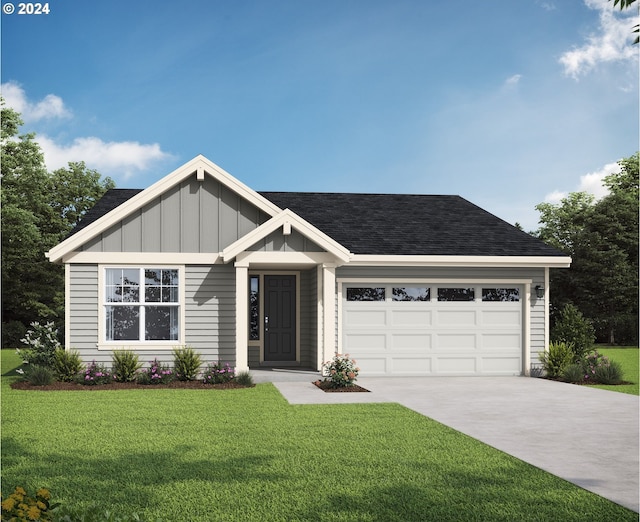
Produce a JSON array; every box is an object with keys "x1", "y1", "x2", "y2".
[{"x1": 342, "y1": 284, "x2": 523, "y2": 376}]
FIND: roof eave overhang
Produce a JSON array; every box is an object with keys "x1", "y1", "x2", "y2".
[
  {"x1": 348, "y1": 254, "x2": 572, "y2": 268},
  {"x1": 46, "y1": 155, "x2": 283, "y2": 264}
]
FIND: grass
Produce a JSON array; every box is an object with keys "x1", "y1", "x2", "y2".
[
  {"x1": 2, "y1": 350, "x2": 637, "y2": 521},
  {"x1": 591, "y1": 346, "x2": 639, "y2": 396}
]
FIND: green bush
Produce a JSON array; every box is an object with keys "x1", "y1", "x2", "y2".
[
  {"x1": 16, "y1": 321, "x2": 61, "y2": 370},
  {"x1": 235, "y1": 370, "x2": 254, "y2": 387},
  {"x1": 111, "y1": 350, "x2": 142, "y2": 382},
  {"x1": 24, "y1": 365, "x2": 55, "y2": 386},
  {"x1": 322, "y1": 353, "x2": 360, "y2": 388},
  {"x1": 539, "y1": 341, "x2": 574, "y2": 378},
  {"x1": 551, "y1": 304, "x2": 596, "y2": 361},
  {"x1": 172, "y1": 346, "x2": 202, "y2": 381},
  {"x1": 137, "y1": 358, "x2": 174, "y2": 385},
  {"x1": 562, "y1": 363, "x2": 585, "y2": 383},
  {"x1": 202, "y1": 362, "x2": 234, "y2": 384},
  {"x1": 54, "y1": 348, "x2": 84, "y2": 382},
  {"x1": 81, "y1": 360, "x2": 112, "y2": 385},
  {"x1": 593, "y1": 359, "x2": 624, "y2": 385}
]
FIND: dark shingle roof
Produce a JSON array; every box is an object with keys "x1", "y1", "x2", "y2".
[
  {"x1": 259, "y1": 192, "x2": 563, "y2": 257},
  {"x1": 69, "y1": 188, "x2": 563, "y2": 257},
  {"x1": 67, "y1": 189, "x2": 143, "y2": 237}
]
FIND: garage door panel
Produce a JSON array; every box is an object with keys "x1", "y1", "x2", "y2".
[
  {"x1": 345, "y1": 333, "x2": 386, "y2": 350},
  {"x1": 482, "y1": 333, "x2": 521, "y2": 350},
  {"x1": 437, "y1": 333, "x2": 477, "y2": 349},
  {"x1": 391, "y1": 333, "x2": 432, "y2": 351},
  {"x1": 344, "y1": 310, "x2": 387, "y2": 326},
  {"x1": 481, "y1": 357, "x2": 521, "y2": 373},
  {"x1": 437, "y1": 310, "x2": 477, "y2": 326},
  {"x1": 343, "y1": 283, "x2": 523, "y2": 376},
  {"x1": 392, "y1": 357, "x2": 432, "y2": 374},
  {"x1": 391, "y1": 310, "x2": 432, "y2": 326},
  {"x1": 437, "y1": 357, "x2": 477, "y2": 374},
  {"x1": 482, "y1": 310, "x2": 520, "y2": 326},
  {"x1": 355, "y1": 357, "x2": 387, "y2": 374}
]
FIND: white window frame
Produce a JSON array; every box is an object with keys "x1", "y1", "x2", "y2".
[{"x1": 98, "y1": 265, "x2": 186, "y2": 350}]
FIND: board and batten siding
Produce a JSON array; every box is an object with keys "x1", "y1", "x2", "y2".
[
  {"x1": 67, "y1": 263, "x2": 236, "y2": 368},
  {"x1": 335, "y1": 265, "x2": 547, "y2": 368},
  {"x1": 81, "y1": 176, "x2": 270, "y2": 254}
]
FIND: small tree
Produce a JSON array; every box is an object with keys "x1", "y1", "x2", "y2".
[
  {"x1": 551, "y1": 304, "x2": 595, "y2": 361},
  {"x1": 16, "y1": 321, "x2": 61, "y2": 369}
]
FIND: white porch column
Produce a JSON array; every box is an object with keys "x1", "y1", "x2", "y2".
[
  {"x1": 235, "y1": 261, "x2": 249, "y2": 373},
  {"x1": 321, "y1": 264, "x2": 337, "y2": 369}
]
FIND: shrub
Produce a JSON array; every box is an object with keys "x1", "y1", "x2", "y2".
[
  {"x1": 137, "y1": 358, "x2": 174, "y2": 385},
  {"x1": 539, "y1": 341, "x2": 574, "y2": 379},
  {"x1": 322, "y1": 353, "x2": 360, "y2": 388},
  {"x1": 16, "y1": 321, "x2": 61, "y2": 370},
  {"x1": 551, "y1": 304, "x2": 595, "y2": 361},
  {"x1": 54, "y1": 348, "x2": 84, "y2": 382},
  {"x1": 111, "y1": 350, "x2": 142, "y2": 382},
  {"x1": 594, "y1": 360, "x2": 624, "y2": 385},
  {"x1": 562, "y1": 363, "x2": 585, "y2": 383},
  {"x1": 24, "y1": 365, "x2": 55, "y2": 386},
  {"x1": 1, "y1": 486, "x2": 58, "y2": 521},
  {"x1": 172, "y1": 346, "x2": 202, "y2": 381},
  {"x1": 235, "y1": 370, "x2": 254, "y2": 387},
  {"x1": 81, "y1": 360, "x2": 112, "y2": 385},
  {"x1": 202, "y1": 362, "x2": 234, "y2": 384}
]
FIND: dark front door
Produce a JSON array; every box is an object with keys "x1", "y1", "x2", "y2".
[{"x1": 264, "y1": 275, "x2": 297, "y2": 362}]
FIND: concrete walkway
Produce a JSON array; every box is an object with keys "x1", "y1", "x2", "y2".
[{"x1": 261, "y1": 372, "x2": 639, "y2": 513}]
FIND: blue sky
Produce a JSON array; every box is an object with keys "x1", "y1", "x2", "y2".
[{"x1": 2, "y1": 0, "x2": 638, "y2": 231}]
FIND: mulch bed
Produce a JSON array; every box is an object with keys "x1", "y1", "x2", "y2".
[
  {"x1": 313, "y1": 380, "x2": 370, "y2": 393},
  {"x1": 10, "y1": 380, "x2": 252, "y2": 391}
]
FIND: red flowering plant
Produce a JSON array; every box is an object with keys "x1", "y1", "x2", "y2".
[{"x1": 322, "y1": 353, "x2": 360, "y2": 388}]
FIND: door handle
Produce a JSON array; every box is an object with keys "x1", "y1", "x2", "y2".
[{"x1": 264, "y1": 316, "x2": 269, "y2": 332}]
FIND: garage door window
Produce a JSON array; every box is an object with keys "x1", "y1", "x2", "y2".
[
  {"x1": 346, "y1": 287, "x2": 385, "y2": 301},
  {"x1": 482, "y1": 288, "x2": 520, "y2": 302},
  {"x1": 437, "y1": 288, "x2": 475, "y2": 302},
  {"x1": 392, "y1": 287, "x2": 430, "y2": 301}
]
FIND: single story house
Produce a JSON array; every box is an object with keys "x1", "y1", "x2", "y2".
[{"x1": 47, "y1": 155, "x2": 571, "y2": 376}]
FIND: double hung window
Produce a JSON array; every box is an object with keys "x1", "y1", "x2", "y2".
[{"x1": 104, "y1": 268, "x2": 179, "y2": 342}]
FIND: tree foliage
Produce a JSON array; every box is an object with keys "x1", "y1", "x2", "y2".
[
  {"x1": 611, "y1": 0, "x2": 639, "y2": 44},
  {"x1": 1, "y1": 102, "x2": 115, "y2": 347},
  {"x1": 535, "y1": 153, "x2": 639, "y2": 345}
]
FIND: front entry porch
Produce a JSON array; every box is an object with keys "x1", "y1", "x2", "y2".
[{"x1": 232, "y1": 252, "x2": 340, "y2": 373}]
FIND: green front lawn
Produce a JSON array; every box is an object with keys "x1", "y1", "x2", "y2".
[
  {"x1": 1, "y1": 350, "x2": 636, "y2": 521},
  {"x1": 592, "y1": 347, "x2": 639, "y2": 396}
]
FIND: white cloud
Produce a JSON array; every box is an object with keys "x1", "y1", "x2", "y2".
[
  {"x1": 505, "y1": 74, "x2": 522, "y2": 86},
  {"x1": 2, "y1": 82, "x2": 173, "y2": 179},
  {"x1": 1, "y1": 81, "x2": 71, "y2": 121},
  {"x1": 37, "y1": 135, "x2": 172, "y2": 179},
  {"x1": 544, "y1": 160, "x2": 621, "y2": 202},
  {"x1": 559, "y1": 0, "x2": 638, "y2": 79}
]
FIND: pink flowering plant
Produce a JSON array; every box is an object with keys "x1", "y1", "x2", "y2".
[
  {"x1": 202, "y1": 362, "x2": 235, "y2": 384},
  {"x1": 322, "y1": 353, "x2": 360, "y2": 388},
  {"x1": 81, "y1": 360, "x2": 112, "y2": 385},
  {"x1": 137, "y1": 358, "x2": 174, "y2": 385}
]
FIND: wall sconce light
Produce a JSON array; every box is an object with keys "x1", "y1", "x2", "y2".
[{"x1": 535, "y1": 285, "x2": 545, "y2": 299}]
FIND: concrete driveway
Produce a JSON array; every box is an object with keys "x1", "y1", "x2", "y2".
[{"x1": 269, "y1": 374, "x2": 639, "y2": 513}]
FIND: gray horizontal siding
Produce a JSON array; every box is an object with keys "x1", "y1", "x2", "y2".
[{"x1": 67, "y1": 263, "x2": 237, "y2": 369}]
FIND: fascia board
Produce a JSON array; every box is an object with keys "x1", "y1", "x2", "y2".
[
  {"x1": 348, "y1": 255, "x2": 572, "y2": 268},
  {"x1": 223, "y1": 208, "x2": 351, "y2": 263},
  {"x1": 46, "y1": 155, "x2": 283, "y2": 263}
]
